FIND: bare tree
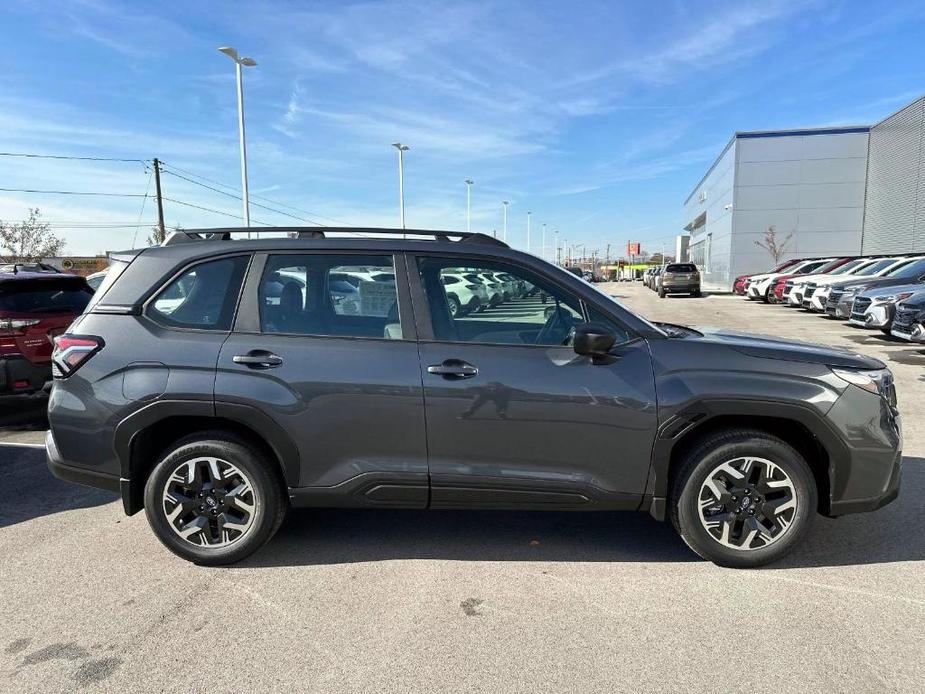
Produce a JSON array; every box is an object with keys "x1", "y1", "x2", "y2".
[
  {"x1": 0, "y1": 208, "x2": 66, "y2": 262},
  {"x1": 754, "y1": 225, "x2": 793, "y2": 264},
  {"x1": 147, "y1": 224, "x2": 183, "y2": 247}
]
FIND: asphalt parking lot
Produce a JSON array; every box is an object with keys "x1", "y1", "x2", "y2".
[{"x1": 1, "y1": 282, "x2": 922, "y2": 693}]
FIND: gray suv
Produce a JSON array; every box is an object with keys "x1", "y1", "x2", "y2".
[{"x1": 47, "y1": 228, "x2": 902, "y2": 567}]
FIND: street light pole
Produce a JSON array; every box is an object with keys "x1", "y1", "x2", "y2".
[
  {"x1": 554, "y1": 229, "x2": 559, "y2": 265},
  {"x1": 501, "y1": 201, "x2": 509, "y2": 243},
  {"x1": 526, "y1": 211, "x2": 531, "y2": 253},
  {"x1": 464, "y1": 179, "x2": 474, "y2": 232},
  {"x1": 218, "y1": 47, "x2": 257, "y2": 236},
  {"x1": 541, "y1": 223, "x2": 546, "y2": 261},
  {"x1": 391, "y1": 143, "x2": 409, "y2": 230}
]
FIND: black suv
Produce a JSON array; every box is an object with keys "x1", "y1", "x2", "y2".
[{"x1": 47, "y1": 229, "x2": 902, "y2": 567}]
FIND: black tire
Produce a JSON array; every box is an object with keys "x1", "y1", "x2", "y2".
[
  {"x1": 658, "y1": 287, "x2": 666, "y2": 298},
  {"x1": 144, "y1": 432, "x2": 287, "y2": 566},
  {"x1": 447, "y1": 294, "x2": 461, "y2": 317},
  {"x1": 691, "y1": 289, "x2": 701, "y2": 297},
  {"x1": 669, "y1": 429, "x2": 816, "y2": 568}
]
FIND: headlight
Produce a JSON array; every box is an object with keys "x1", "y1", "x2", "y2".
[
  {"x1": 873, "y1": 291, "x2": 914, "y2": 303},
  {"x1": 843, "y1": 285, "x2": 866, "y2": 296},
  {"x1": 831, "y1": 367, "x2": 890, "y2": 395}
]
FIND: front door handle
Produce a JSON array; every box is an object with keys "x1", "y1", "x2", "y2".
[
  {"x1": 427, "y1": 360, "x2": 478, "y2": 379},
  {"x1": 233, "y1": 351, "x2": 283, "y2": 369}
]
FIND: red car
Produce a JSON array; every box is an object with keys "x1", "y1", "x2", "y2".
[
  {"x1": 0, "y1": 271, "x2": 94, "y2": 394},
  {"x1": 732, "y1": 258, "x2": 805, "y2": 295}
]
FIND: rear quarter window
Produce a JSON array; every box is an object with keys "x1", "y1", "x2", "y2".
[{"x1": 147, "y1": 256, "x2": 250, "y2": 331}]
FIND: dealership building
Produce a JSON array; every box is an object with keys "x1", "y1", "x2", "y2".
[{"x1": 682, "y1": 94, "x2": 925, "y2": 292}]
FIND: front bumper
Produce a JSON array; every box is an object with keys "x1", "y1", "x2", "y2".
[
  {"x1": 824, "y1": 382, "x2": 902, "y2": 517},
  {"x1": 809, "y1": 290, "x2": 830, "y2": 312},
  {"x1": 0, "y1": 356, "x2": 51, "y2": 394},
  {"x1": 849, "y1": 301, "x2": 892, "y2": 328}
]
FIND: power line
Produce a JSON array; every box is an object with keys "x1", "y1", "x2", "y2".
[
  {"x1": 132, "y1": 167, "x2": 155, "y2": 248},
  {"x1": 159, "y1": 161, "x2": 354, "y2": 226},
  {"x1": 0, "y1": 152, "x2": 146, "y2": 164},
  {"x1": 0, "y1": 187, "x2": 147, "y2": 197},
  {"x1": 160, "y1": 196, "x2": 273, "y2": 226},
  {"x1": 160, "y1": 169, "x2": 323, "y2": 226}
]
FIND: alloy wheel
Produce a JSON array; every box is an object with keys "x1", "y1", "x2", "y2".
[
  {"x1": 162, "y1": 457, "x2": 257, "y2": 548},
  {"x1": 697, "y1": 457, "x2": 797, "y2": 550}
]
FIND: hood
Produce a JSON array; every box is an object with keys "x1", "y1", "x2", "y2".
[
  {"x1": 832, "y1": 276, "x2": 915, "y2": 293},
  {"x1": 684, "y1": 326, "x2": 884, "y2": 369},
  {"x1": 899, "y1": 290, "x2": 925, "y2": 308},
  {"x1": 859, "y1": 281, "x2": 925, "y2": 300}
]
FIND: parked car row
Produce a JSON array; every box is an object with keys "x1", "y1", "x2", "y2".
[
  {"x1": 643, "y1": 263, "x2": 701, "y2": 298},
  {"x1": 440, "y1": 268, "x2": 533, "y2": 316},
  {"x1": 733, "y1": 254, "x2": 925, "y2": 342}
]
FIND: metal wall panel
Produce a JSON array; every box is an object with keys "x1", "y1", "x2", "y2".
[{"x1": 863, "y1": 97, "x2": 925, "y2": 254}]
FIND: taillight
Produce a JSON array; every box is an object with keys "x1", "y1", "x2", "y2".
[
  {"x1": 52, "y1": 334, "x2": 104, "y2": 378},
  {"x1": 0, "y1": 318, "x2": 41, "y2": 336}
]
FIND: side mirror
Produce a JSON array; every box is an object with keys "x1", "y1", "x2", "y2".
[{"x1": 573, "y1": 322, "x2": 617, "y2": 361}]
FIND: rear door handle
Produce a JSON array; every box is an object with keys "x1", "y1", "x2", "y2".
[
  {"x1": 233, "y1": 351, "x2": 283, "y2": 369},
  {"x1": 427, "y1": 360, "x2": 478, "y2": 379}
]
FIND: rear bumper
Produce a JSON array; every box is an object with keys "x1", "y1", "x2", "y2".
[
  {"x1": 46, "y1": 429, "x2": 122, "y2": 494},
  {"x1": 661, "y1": 283, "x2": 699, "y2": 292},
  {"x1": 0, "y1": 356, "x2": 51, "y2": 394}
]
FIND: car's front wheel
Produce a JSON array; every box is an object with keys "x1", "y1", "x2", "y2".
[
  {"x1": 670, "y1": 429, "x2": 816, "y2": 567},
  {"x1": 144, "y1": 433, "x2": 287, "y2": 565}
]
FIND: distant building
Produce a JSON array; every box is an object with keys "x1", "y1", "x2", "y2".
[
  {"x1": 683, "y1": 126, "x2": 869, "y2": 292},
  {"x1": 862, "y1": 95, "x2": 925, "y2": 254}
]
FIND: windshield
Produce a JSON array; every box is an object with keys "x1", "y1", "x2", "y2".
[
  {"x1": 885, "y1": 258, "x2": 925, "y2": 278},
  {"x1": 827, "y1": 259, "x2": 864, "y2": 275},
  {"x1": 795, "y1": 260, "x2": 829, "y2": 274},
  {"x1": 858, "y1": 258, "x2": 900, "y2": 275}
]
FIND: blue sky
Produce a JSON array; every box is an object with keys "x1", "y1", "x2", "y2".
[{"x1": 1, "y1": 0, "x2": 924, "y2": 256}]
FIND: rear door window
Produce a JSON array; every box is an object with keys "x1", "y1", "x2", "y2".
[
  {"x1": 258, "y1": 254, "x2": 402, "y2": 339},
  {"x1": 148, "y1": 256, "x2": 249, "y2": 331}
]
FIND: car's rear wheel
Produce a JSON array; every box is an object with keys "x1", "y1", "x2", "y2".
[
  {"x1": 658, "y1": 287, "x2": 666, "y2": 298},
  {"x1": 446, "y1": 294, "x2": 461, "y2": 317},
  {"x1": 144, "y1": 433, "x2": 287, "y2": 565},
  {"x1": 670, "y1": 429, "x2": 816, "y2": 567},
  {"x1": 691, "y1": 289, "x2": 701, "y2": 297}
]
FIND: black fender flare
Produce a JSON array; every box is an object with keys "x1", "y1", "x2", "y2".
[
  {"x1": 114, "y1": 399, "x2": 300, "y2": 514},
  {"x1": 645, "y1": 398, "x2": 849, "y2": 519}
]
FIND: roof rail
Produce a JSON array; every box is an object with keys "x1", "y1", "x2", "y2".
[{"x1": 162, "y1": 227, "x2": 509, "y2": 248}]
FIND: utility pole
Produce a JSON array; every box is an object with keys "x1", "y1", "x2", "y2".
[
  {"x1": 501, "y1": 201, "x2": 509, "y2": 242},
  {"x1": 554, "y1": 230, "x2": 560, "y2": 265},
  {"x1": 541, "y1": 223, "x2": 546, "y2": 261},
  {"x1": 153, "y1": 157, "x2": 165, "y2": 239},
  {"x1": 465, "y1": 179, "x2": 474, "y2": 232}
]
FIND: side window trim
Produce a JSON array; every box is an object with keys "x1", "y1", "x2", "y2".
[{"x1": 143, "y1": 253, "x2": 252, "y2": 333}]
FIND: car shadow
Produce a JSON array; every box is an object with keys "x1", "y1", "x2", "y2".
[
  {"x1": 0, "y1": 391, "x2": 49, "y2": 430},
  {"x1": 0, "y1": 446, "x2": 117, "y2": 529},
  {"x1": 243, "y1": 456, "x2": 924, "y2": 569},
  {"x1": 776, "y1": 456, "x2": 925, "y2": 569}
]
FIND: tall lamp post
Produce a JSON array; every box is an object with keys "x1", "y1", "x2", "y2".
[
  {"x1": 218, "y1": 47, "x2": 257, "y2": 236},
  {"x1": 554, "y1": 229, "x2": 560, "y2": 265},
  {"x1": 464, "y1": 179, "x2": 474, "y2": 231},
  {"x1": 526, "y1": 211, "x2": 532, "y2": 253},
  {"x1": 541, "y1": 222, "x2": 547, "y2": 261},
  {"x1": 501, "y1": 200, "x2": 509, "y2": 242},
  {"x1": 391, "y1": 143, "x2": 409, "y2": 229}
]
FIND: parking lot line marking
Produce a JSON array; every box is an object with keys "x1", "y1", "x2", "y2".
[
  {"x1": 755, "y1": 573, "x2": 925, "y2": 607},
  {"x1": 0, "y1": 441, "x2": 45, "y2": 449}
]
